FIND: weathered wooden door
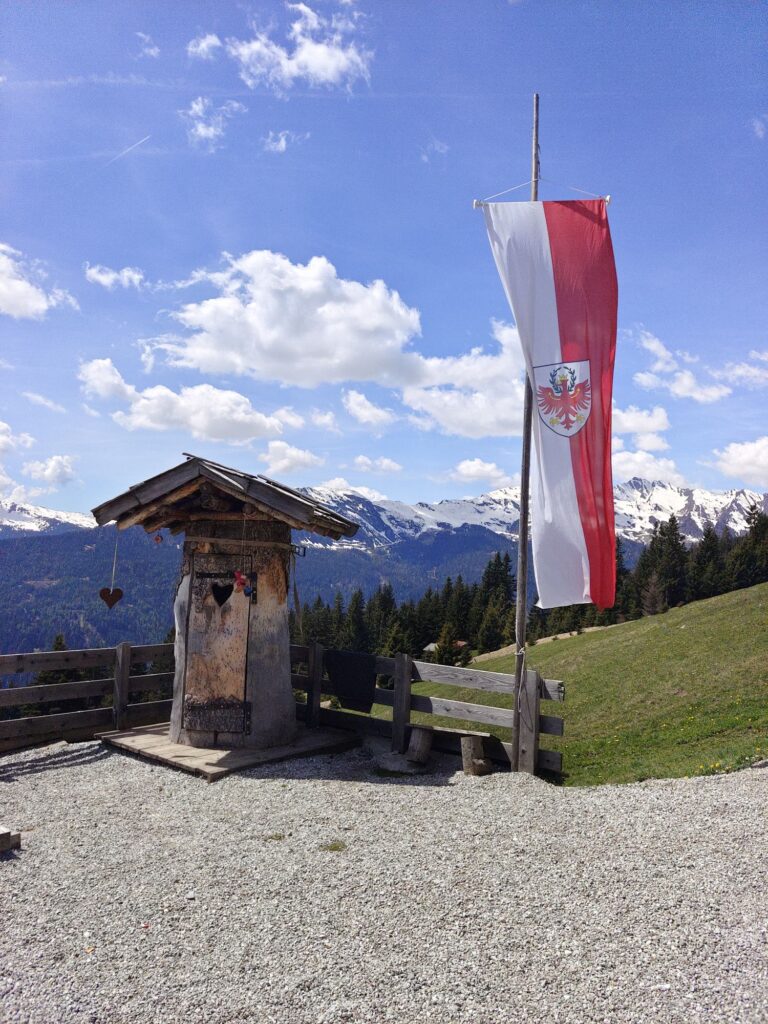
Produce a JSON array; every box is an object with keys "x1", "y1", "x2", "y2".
[{"x1": 183, "y1": 553, "x2": 253, "y2": 732}]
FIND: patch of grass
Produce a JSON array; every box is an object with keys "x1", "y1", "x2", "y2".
[
  {"x1": 370, "y1": 583, "x2": 768, "y2": 788},
  {"x1": 484, "y1": 583, "x2": 768, "y2": 787},
  {"x1": 318, "y1": 839, "x2": 347, "y2": 852},
  {"x1": 264, "y1": 832, "x2": 285, "y2": 841}
]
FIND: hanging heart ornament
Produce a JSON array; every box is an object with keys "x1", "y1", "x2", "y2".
[
  {"x1": 99, "y1": 587, "x2": 124, "y2": 609},
  {"x1": 211, "y1": 582, "x2": 234, "y2": 607}
]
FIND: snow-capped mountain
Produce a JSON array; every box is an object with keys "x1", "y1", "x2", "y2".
[
  {"x1": 1, "y1": 479, "x2": 765, "y2": 547},
  {"x1": 304, "y1": 478, "x2": 767, "y2": 550},
  {"x1": 0, "y1": 499, "x2": 94, "y2": 538}
]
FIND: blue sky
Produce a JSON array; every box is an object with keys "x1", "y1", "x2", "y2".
[{"x1": 1, "y1": 0, "x2": 766, "y2": 512}]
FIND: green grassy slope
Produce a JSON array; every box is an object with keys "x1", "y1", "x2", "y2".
[{"x1": 374, "y1": 583, "x2": 768, "y2": 786}]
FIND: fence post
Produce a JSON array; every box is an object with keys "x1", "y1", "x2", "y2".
[
  {"x1": 391, "y1": 652, "x2": 412, "y2": 754},
  {"x1": 305, "y1": 642, "x2": 323, "y2": 729},
  {"x1": 113, "y1": 642, "x2": 132, "y2": 731},
  {"x1": 517, "y1": 668, "x2": 540, "y2": 774}
]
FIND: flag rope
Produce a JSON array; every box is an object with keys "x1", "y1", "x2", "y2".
[{"x1": 476, "y1": 178, "x2": 609, "y2": 206}]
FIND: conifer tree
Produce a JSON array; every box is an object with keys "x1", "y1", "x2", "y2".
[
  {"x1": 476, "y1": 599, "x2": 505, "y2": 654},
  {"x1": 337, "y1": 589, "x2": 368, "y2": 651},
  {"x1": 687, "y1": 523, "x2": 723, "y2": 600},
  {"x1": 641, "y1": 571, "x2": 666, "y2": 616},
  {"x1": 330, "y1": 591, "x2": 345, "y2": 646},
  {"x1": 435, "y1": 621, "x2": 459, "y2": 665},
  {"x1": 656, "y1": 515, "x2": 688, "y2": 607}
]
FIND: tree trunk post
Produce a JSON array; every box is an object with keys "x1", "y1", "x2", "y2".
[
  {"x1": 113, "y1": 641, "x2": 132, "y2": 731},
  {"x1": 391, "y1": 652, "x2": 412, "y2": 754},
  {"x1": 517, "y1": 668, "x2": 541, "y2": 774},
  {"x1": 305, "y1": 641, "x2": 323, "y2": 729}
]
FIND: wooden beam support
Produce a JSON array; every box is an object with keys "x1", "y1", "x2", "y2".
[
  {"x1": 305, "y1": 642, "x2": 323, "y2": 729},
  {"x1": 391, "y1": 652, "x2": 413, "y2": 754},
  {"x1": 116, "y1": 479, "x2": 202, "y2": 530},
  {"x1": 113, "y1": 641, "x2": 131, "y2": 730},
  {"x1": 460, "y1": 735, "x2": 493, "y2": 776},
  {"x1": 517, "y1": 669, "x2": 540, "y2": 774}
]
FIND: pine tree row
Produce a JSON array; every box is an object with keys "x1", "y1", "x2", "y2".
[{"x1": 292, "y1": 506, "x2": 768, "y2": 657}]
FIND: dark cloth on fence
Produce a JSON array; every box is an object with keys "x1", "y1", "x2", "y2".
[{"x1": 324, "y1": 649, "x2": 377, "y2": 713}]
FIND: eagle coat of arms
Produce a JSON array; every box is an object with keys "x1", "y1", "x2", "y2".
[{"x1": 534, "y1": 360, "x2": 592, "y2": 437}]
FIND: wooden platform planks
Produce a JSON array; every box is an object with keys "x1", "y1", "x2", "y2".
[{"x1": 96, "y1": 722, "x2": 360, "y2": 782}]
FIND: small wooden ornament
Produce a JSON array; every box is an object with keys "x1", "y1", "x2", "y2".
[
  {"x1": 211, "y1": 582, "x2": 234, "y2": 607},
  {"x1": 99, "y1": 587, "x2": 124, "y2": 609}
]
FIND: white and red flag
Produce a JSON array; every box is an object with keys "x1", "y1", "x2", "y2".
[{"x1": 483, "y1": 199, "x2": 618, "y2": 609}]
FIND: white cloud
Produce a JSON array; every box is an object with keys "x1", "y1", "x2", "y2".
[
  {"x1": 420, "y1": 137, "x2": 449, "y2": 164},
  {"x1": 84, "y1": 263, "x2": 144, "y2": 290},
  {"x1": 612, "y1": 404, "x2": 670, "y2": 451},
  {"x1": 145, "y1": 250, "x2": 530, "y2": 439},
  {"x1": 343, "y1": 390, "x2": 396, "y2": 427},
  {"x1": 401, "y1": 319, "x2": 527, "y2": 438},
  {"x1": 665, "y1": 370, "x2": 731, "y2": 403},
  {"x1": 139, "y1": 246, "x2": 537, "y2": 440},
  {"x1": 0, "y1": 421, "x2": 34, "y2": 454},
  {"x1": 187, "y1": 33, "x2": 223, "y2": 60},
  {"x1": 180, "y1": 96, "x2": 247, "y2": 152},
  {"x1": 633, "y1": 432, "x2": 669, "y2": 452},
  {"x1": 22, "y1": 454, "x2": 76, "y2": 488},
  {"x1": 613, "y1": 404, "x2": 670, "y2": 435},
  {"x1": 639, "y1": 331, "x2": 678, "y2": 373},
  {"x1": 612, "y1": 448, "x2": 686, "y2": 486},
  {"x1": 23, "y1": 392, "x2": 66, "y2": 413},
  {"x1": 78, "y1": 358, "x2": 284, "y2": 444},
  {"x1": 259, "y1": 440, "x2": 324, "y2": 476},
  {"x1": 713, "y1": 436, "x2": 768, "y2": 489},
  {"x1": 450, "y1": 458, "x2": 514, "y2": 490},
  {"x1": 78, "y1": 358, "x2": 135, "y2": 402},
  {"x1": 319, "y1": 476, "x2": 386, "y2": 501},
  {"x1": 633, "y1": 370, "x2": 662, "y2": 390},
  {"x1": 226, "y1": 2, "x2": 371, "y2": 95},
  {"x1": 633, "y1": 328, "x2": 731, "y2": 403},
  {"x1": 262, "y1": 129, "x2": 310, "y2": 153},
  {"x1": 155, "y1": 249, "x2": 421, "y2": 387},
  {"x1": 135, "y1": 32, "x2": 160, "y2": 59},
  {"x1": 712, "y1": 359, "x2": 768, "y2": 389},
  {"x1": 274, "y1": 406, "x2": 304, "y2": 428},
  {"x1": 353, "y1": 454, "x2": 402, "y2": 473},
  {"x1": 0, "y1": 243, "x2": 77, "y2": 319},
  {"x1": 311, "y1": 409, "x2": 339, "y2": 432},
  {"x1": 633, "y1": 367, "x2": 731, "y2": 403},
  {"x1": 751, "y1": 349, "x2": 768, "y2": 363},
  {"x1": 81, "y1": 403, "x2": 101, "y2": 418},
  {"x1": 751, "y1": 115, "x2": 767, "y2": 140}
]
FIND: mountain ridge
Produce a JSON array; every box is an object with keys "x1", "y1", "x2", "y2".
[{"x1": 2, "y1": 478, "x2": 766, "y2": 547}]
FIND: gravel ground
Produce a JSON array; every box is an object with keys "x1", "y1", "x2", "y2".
[{"x1": 1, "y1": 740, "x2": 767, "y2": 1024}]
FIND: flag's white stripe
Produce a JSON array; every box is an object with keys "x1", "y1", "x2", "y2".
[{"x1": 483, "y1": 201, "x2": 590, "y2": 607}]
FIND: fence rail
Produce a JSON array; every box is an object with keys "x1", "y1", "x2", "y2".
[
  {"x1": 289, "y1": 644, "x2": 564, "y2": 775},
  {"x1": 0, "y1": 642, "x2": 173, "y2": 752},
  {"x1": 1, "y1": 641, "x2": 564, "y2": 774}
]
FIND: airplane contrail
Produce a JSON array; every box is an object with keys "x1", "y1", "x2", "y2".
[{"x1": 104, "y1": 134, "x2": 151, "y2": 167}]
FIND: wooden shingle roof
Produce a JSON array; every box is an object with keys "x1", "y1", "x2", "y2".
[{"x1": 91, "y1": 454, "x2": 359, "y2": 540}]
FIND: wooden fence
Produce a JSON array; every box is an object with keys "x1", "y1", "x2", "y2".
[
  {"x1": 0, "y1": 643, "x2": 172, "y2": 753},
  {"x1": 0, "y1": 643, "x2": 564, "y2": 774},
  {"x1": 291, "y1": 644, "x2": 563, "y2": 775}
]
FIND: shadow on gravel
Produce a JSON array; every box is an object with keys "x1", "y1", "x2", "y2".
[
  {"x1": 0, "y1": 742, "x2": 113, "y2": 783},
  {"x1": 235, "y1": 750, "x2": 463, "y2": 789}
]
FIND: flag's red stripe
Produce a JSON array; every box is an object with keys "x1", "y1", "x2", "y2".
[{"x1": 542, "y1": 200, "x2": 618, "y2": 609}]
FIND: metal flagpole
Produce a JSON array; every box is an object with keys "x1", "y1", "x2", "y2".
[{"x1": 511, "y1": 92, "x2": 540, "y2": 771}]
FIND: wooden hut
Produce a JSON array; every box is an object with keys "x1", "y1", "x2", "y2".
[{"x1": 92, "y1": 455, "x2": 358, "y2": 751}]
